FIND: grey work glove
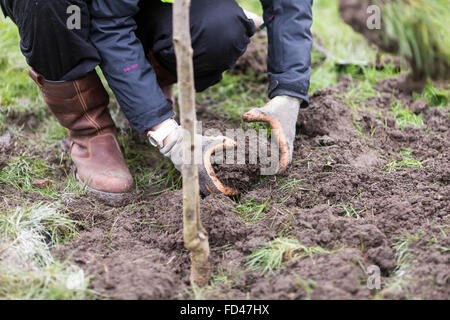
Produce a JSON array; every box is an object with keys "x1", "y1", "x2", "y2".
[
  {"x1": 242, "y1": 95, "x2": 300, "y2": 174},
  {"x1": 160, "y1": 126, "x2": 238, "y2": 196}
]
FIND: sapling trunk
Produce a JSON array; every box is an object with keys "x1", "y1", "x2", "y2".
[{"x1": 172, "y1": 0, "x2": 211, "y2": 287}]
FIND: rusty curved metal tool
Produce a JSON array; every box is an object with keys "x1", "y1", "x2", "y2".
[
  {"x1": 242, "y1": 109, "x2": 289, "y2": 174},
  {"x1": 203, "y1": 137, "x2": 239, "y2": 196}
]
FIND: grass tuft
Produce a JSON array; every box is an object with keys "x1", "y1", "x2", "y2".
[
  {"x1": 339, "y1": 203, "x2": 364, "y2": 219},
  {"x1": 413, "y1": 82, "x2": 449, "y2": 107},
  {"x1": 246, "y1": 237, "x2": 332, "y2": 274},
  {"x1": 0, "y1": 203, "x2": 94, "y2": 299},
  {"x1": 233, "y1": 197, "x2": 269, "y2": 224},
  {"x1": 384, "y1": 148, "x2": 423, "y2": 173},
  {"x1": 0, "y1": 20, "x2": 46, "y2": 131},
  {"x1": 377, "y1": 232, "x2": 423, "y2": 298},
  {"x1": 118, "y1": 132, "x2": 181, "y2": 191},
  {"x1": 0, "y1": 155, "x2": 54, "y2": 193},
  {"x1": 197, "y1": 72, "x2": 266, "y2": 124},
  {"x1": 391, "y1": 101, "x2": 423, "y2": 129}
]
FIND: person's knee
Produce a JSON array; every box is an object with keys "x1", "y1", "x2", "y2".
[
  {"x1": 208, "y1": 18, "x2": 251, "y2": 60},
  {"x1": 193, "y1": 3, "x2": 255, "y2": 71}
]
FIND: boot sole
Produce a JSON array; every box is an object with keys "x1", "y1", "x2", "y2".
[{"x1": 75, "y1": 172, "x2": 132, "y2": 207}]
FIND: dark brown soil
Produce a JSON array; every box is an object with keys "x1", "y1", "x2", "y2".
[
  {"x1": 213, "y1": 161, "x2": 260, "y2": 192},
  {"x1": 212, "y1": 138, "x2": 264, "y2": 192},
  {"x1": 50, "y1": 72, "x2": 449, "y2": 300}
]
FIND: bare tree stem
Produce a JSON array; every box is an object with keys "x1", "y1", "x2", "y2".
[{"x1": 173, "y1": 0, "x2": 210, "y2": 287}]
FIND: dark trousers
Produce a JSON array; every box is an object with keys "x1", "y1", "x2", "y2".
[{"x1": 1, "y1": 0, "x2": 254, "y2": 88}]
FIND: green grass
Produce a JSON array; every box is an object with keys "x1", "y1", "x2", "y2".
[
  {"x1": 413, "y1": 82, "x2": 449, "y2": 107},
  {"x1": 427, "y1": 236, "x2": 450, "y2": 253},
  {"x1": 0, "y1": 153, "x2": 87, "y2": 199},
  {"x1": 197, "y1": 1, "x2": 269, "y2": 125},
  {"x1": 343, "y1": 65, "x2": 399, "y2": 107},
  {"x1": 278, "y1": 178, "x2": 307, "y2": 193},
  {"x1": 339, "y1": 203, "x2": 364, "y2": 219},
  {"x1": 309, "y1": 60, "x2": 339, "y2": 93},
  {"x1": 41, "y1": 118, "x2": 68, "y2": 144},
  {"x1": 340, "y1": 66, "x2": 402, "y2": 137},
  {"x1": 118, "y1": 132, "x2": 181, "y2": 191},
  {"x1": 311, "y1": 0, "x2": 377, "y2": 63},
  {"x1": 309, "y1": 0, "x2": 379, "y2": 93},
  {"x1": 377, "y1": 232, "x2": 423, "y2": 299},
  {"x1": 0, "y1": 20, "x2": 46, "y2": 131},
  {"x1": 197, "y1": 72, "x2": 266, "y2": 124},
  {"x1": 391, "y1": 102, "x2": 424, "y2": 129},
  {"x1": 237, "y1": 0, "x2": 262, "y2": 15},
  {"x1": 293, "y1": 273, "x2": 317, "y2": 300},
  {"x1": 0, "y1": 155, "x2": 54, "y2": 192},
  {"x1": 0, "y1": 261, "x2": 94, "y2": 300},
  {"x1": 246, "y1": 238, "x2": 332, "y2": 274},
  {"x1": 0, "y1": 203, "x2": 95, "y2": 299},
  {"x1": 233, "y1": 197, "x2": 269, "y2": 224},
  {"x1": 380, "y1": 0, "x2": 450, "y2": 79},
  {"x1": 384, "y1": 148, "x2": 423, "y2": 173}
]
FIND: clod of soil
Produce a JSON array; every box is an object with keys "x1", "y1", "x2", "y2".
[{"x1": 213, "y1": 162, "x2": 260, "y2": 192}]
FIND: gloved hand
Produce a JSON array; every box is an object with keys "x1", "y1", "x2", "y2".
[
  {"x1": 159, "y1": 126, "x2": 238, "y2": 196},
  {"x1": 242, "y1": 95, "x2": 301, "y2": 174}
]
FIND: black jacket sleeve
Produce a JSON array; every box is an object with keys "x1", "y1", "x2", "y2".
[
  {"x1": 261, "y1": 0, "x2": 313, "y2": 107},
  {"x1": 1, "y1": 0, "x2": 8, "y2": 18},
  {"x1": 89, "y1": 0, "x2": 174, "y2": 132}
]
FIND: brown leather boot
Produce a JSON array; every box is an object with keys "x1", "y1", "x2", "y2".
[{"x1": 30, "y1": 69, "x2": 134, "y2": 201}]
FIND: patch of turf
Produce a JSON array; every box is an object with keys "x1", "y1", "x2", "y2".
[
  {"x1": 413, "y1": 82, "x2": 449, "y2": 107},
  {"x1": 376, "y1": 231, "x2": 424, "y2": 299},
  {"x1": 384, "y1": 148, "x2": 423, "y2": 173},
  {"x1": 118, "y1": 132, "x2": 181, "y2": 191},
  {"x1": 0, "y1": 20, "x2": 46, "y2": 130},
  {"x1": 0, "y1": 155, "x2": 54, "y2": 193},
  {"x1": 233, "y1": 197, "x2": 269, "y2": 224},
  {"x1": 246, "y1": 237, "x2": 333, "y2": 274},
  {"x1": 197, "y1": 72, "x2": 266, "y2": 124},
  {"x1": 391, "y1": 101, "x2": 423, "y2": 129},
  {"x1": 0, "y1": 203, "x2": 94, "y2": 300}
]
